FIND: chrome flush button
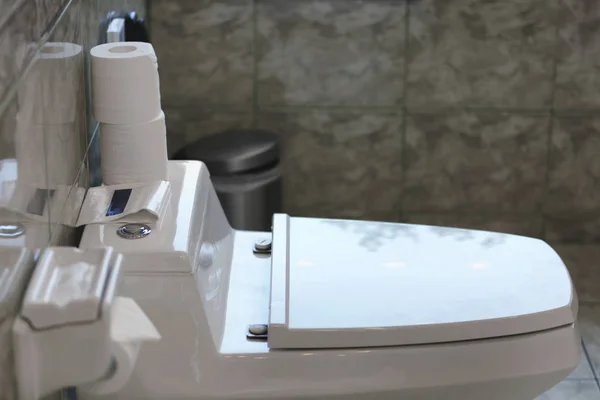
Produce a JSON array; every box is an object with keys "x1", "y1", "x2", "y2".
[
  {"x1": 0, "y1": 223, "x2": 26, "y2": 238},
  {"x1": 116, "y1": 223, "x2": 151, "y2": 240}
]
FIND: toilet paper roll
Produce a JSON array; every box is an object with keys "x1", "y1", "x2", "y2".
[
  {"x1": 100, "y1": 112, "x2": 168, "y2": 185},
  {"x1": 91, "y1": 42, "x2": 162, "y2": 124},
  {"x1": 80, "y1": 340, "x2": 141, "y2": 396},
  {"x1": 79, "y1": 296, "x2": 161, "y2": 396},
  {"x1": 14, "y1": 115, "x2": 83, "y2": 189},
  {"x1": 18, "y1": 42, "x2": 83, "y2": 124}
]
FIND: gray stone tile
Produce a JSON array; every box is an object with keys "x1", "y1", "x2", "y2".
[
  {"x1": 569, "y1": 345, "x2": 596, "y2": 380},
  {"x1": 406, "y1": 0, "x2": 557, "y2": 109},
  {"x1": 545, "y1": 212, "x2": 600, "y2": 244},
  {"x1": 150, "y1": 0, "x2": 253, "y2": 107},
  {"x1": 552, "y1": 246, "x2": 600, "y2": 304},
  {"x1": 164, "y1": 107, "x2": 253, "y2": 157},
  {"x1": 401, "y1": 213, "x2": 543, "y2": 238},
  {"x1": 547, "y1": 116, "x2": 600, "y2": 212},
  {"x1": 555, "y1": 0, "x2": 600, "y2": 110},
  {"x1": 403, "y1": 111, "x2": 550, "y2": 212},
  {"x1": 537, "y1": 380, "x2": 600, "y2": 399},
  {"x1": 256, "y1": 0, "x2": 405, "y2": 106},
  {"x1": 579, "y1": 304, "x2": 600, "y2": 380},
  {"x1": 257, "y1": 111, "x2": 403, "y2": 221}
]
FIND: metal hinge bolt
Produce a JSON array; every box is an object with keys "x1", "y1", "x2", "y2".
[
  {"x1": 247, "y1": 324, "x2": 268, "y2": 340},
  {"x1": 253, "y1": 238, "x2": 272, "y2": 254}
]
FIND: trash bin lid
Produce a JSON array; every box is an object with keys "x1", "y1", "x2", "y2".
[{"x1": 172, "y1": 129, "x2": 280, "y2": 176}]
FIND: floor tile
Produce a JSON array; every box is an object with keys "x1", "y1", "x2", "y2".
[
  {"x1": 151, "y1": 0, "x2": 254, "y2": 107},
  {"x1": 555, "y1": 0, "x2": 600, "y2": 110},
  {"x1": 163, "y1": 108, "x2": 253, "y2": 157},
  {"x1": 580, "y1": 304, "x2": 600, "y2": 377},
  {"x1": 570, "y1": 343, "x2": 596, "y2": 380},
  {"x1": 537, "y1": 380, "x2": 600, "y2": 399},
  {"x1": 407, "y1": 0, "x2": 557, "y2": 108},
  {"x1": 546, "y1": 116, "x2": 600, "y2": 212},
  {"x1": 257, "y1": 110, "x2": 403, "y2": 221}
]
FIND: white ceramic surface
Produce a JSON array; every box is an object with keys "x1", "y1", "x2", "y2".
[{"x1": 77, "y1": 161, "x2": 581, "y2": 400}]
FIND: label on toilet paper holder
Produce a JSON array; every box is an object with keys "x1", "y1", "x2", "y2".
[{"x1": 76, "y1": 180, "x2": 171, "y2": 226}]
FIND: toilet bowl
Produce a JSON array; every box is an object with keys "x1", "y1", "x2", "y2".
[{"x1": 78, "y1": 160, "x2": 580, "y2": 400}]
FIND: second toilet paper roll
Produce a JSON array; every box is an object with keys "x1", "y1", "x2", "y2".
[
  {"x1": 79, "y1": 340, "x2": 140, "y2": 396},
  {"x1": 91, "y1": 42, "x2": 162, "y2": 124},
  {"x1": 100, "y1": 112, "x2": 168, "y2": 186}
]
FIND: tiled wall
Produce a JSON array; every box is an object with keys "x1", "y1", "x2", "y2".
[
  {"x1": 151, "y1": 0, "x2": 600, "y2": 243},
  {"x1": 0, "y1": 0, "x2": 145, "y2": 397}
]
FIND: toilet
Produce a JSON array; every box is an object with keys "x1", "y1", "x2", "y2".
[{"x1": 76, "y1": 160, "x2": 580, "y2": 400}]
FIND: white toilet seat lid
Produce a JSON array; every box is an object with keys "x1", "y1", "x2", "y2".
[{"x1": 267, "y1": 215, "x2": 576, "y2": 349}]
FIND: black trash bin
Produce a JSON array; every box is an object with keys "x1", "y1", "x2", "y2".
[{"x1": 172, "y1": 129, "x2": 282, "y2": 231}]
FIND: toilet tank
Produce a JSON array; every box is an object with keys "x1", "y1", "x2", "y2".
[{"x1": 79, "y1": 161, "x2": 236, "y2": 347}]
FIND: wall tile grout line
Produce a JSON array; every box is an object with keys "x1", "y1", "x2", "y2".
[
  {"x1": 146, "y1": 0, "x2": 153, "y2": 39},
  {"x1": 541, "y1": 117, "x2": 555, "y2": 241},
  {"x1": 548, "y1": 0, "x2": 562, "y2": 113},
  {"x1": 397, "y1": 0, "x2": 411, "y2": 218},
  {"x1": 582, "y1": 341, "x2": 600, "y2": 389},
  {"x1": 162, "y1": 103, "x2": 600, "y2": 116},
  {"x1": 251, "y1": 0, "x2": 259, "y2": 128},
  {"x1": 162, "y1": 103, "x2": 584, "y2": 115},
  {"x1": 540, "y1": 0, "x2": 563, "y2": 241}
]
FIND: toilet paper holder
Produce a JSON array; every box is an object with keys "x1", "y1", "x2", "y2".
[{"x1": 12, "y1": 246, "x2": 160, "y2": 400}]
